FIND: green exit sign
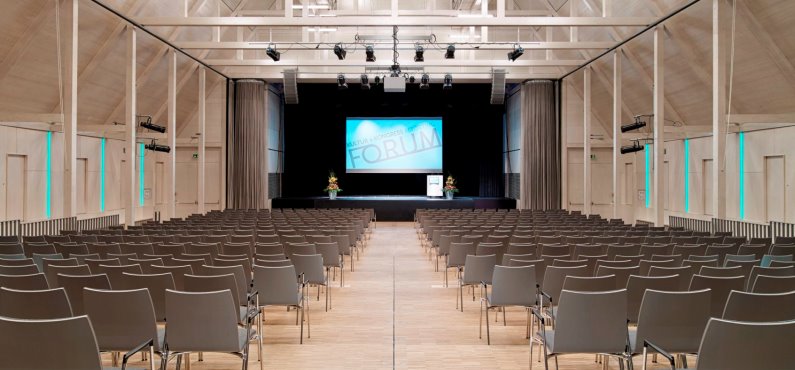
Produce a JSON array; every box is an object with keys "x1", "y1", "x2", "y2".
[{"x1": 192, "y1": 153, "x2": 198, "y2": 159}]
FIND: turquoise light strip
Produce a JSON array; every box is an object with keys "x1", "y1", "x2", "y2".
[
  {"x1": 139, "y1": 143, "x2": 145, "y2": 206},
  {"x1": 45, "y1": 132, "x2": 52, "y2": 219},
  {"x1": 100, "y1": 138, "x2": 106, "y2": 212},
  {"x1": 739, "y1": 132, "x2": 745, "y2": 219},
  {"x1": 645, "y1": 144, "x2": 651, "y2": 208},
  {"x1": 684, "y1": 139, "x2": 690, "y2": 213}
]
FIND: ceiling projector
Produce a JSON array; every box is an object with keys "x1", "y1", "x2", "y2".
[{"x1": 384, "y1": 76, "x2": 406, "y2": 93}]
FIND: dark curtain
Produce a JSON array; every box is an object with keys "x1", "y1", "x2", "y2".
[
  {"x1": 520, "y1": 80, "x2": 561, "y2": 209},
  {"x1": 227, "y1": 80, "x2": 268, "y2": 209}
]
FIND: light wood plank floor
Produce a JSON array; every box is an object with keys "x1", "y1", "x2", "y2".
[{"x1": 117, "y1": 222, "x2": 673, "y2": 369}]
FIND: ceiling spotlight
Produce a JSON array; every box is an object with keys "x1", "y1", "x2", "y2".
[
  {"x1": 360, "y1": 74, "x2": 370, "y2": 90},
  {"x1": 374, "y1": 76, "x2": 381, "y2": 85},
  {"x1": 409, "y1": 76, "x2": 415, "y2": 84},
  {"x1": 333, "y1": 43, "x2": 346, "y2": 60},
  {"x1": 266, "y1": 44, "x2": 280, "y2": 61},
  {"x1": 337, "y1": 74, "x2": 348, "y2": 90},
  {"x1": 621, "y1": 116, "x2": 647, "y2": 133},
  {"x1": 419, "y1": 74, "x2": 430, "y2": 90},
  {"x1": 620, "y1": 141, "x2": 644, "y2": 154},
  {"x1": 508, "y1": 44, "x2": 524, "y2": 61},
  {"x1": 365, "y1": 44, "x2": 376, "y2": 62},
  {"x1": 443, "y1": 74, "x2": 452, "y2": 90},
  {"x1": 445, "y1": 44, "x2": 455, "y2": 59},
  {"x1": 414, "y1": 44, "x2": 424, "y2": 62},
  {"x1": 138, "y1": 116, "x2": 166, "y2": 133},
  {"x1": 145, "y1": 140, "x2": 171, "y2": 153}
]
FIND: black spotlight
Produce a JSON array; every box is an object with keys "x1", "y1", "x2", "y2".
[
  {"x1": 620, "y1": 141, "x2": 644, "y2": 154},
  {"x1": 414, "y1": 44, "x2": 424, "y2": 62},
  {"x1": 621, "y1": 116, "x2": 647, "y2": 133},
  {"x1": 419, "y1": 74, "x2": 430, "y2": 90},
  {"x1": 145, "y1": 140, "x2": 171, "y2": 153},
  {"x1": 360, "y1": 74, "x2": 370, "y2": 90},
  {"x1": 139, "y1": 116, "x2": 166, "y2": 133},
  {"x1": 445, "y1": 44, "x2": 455, "y2": 59},
  {"x1": 333, "y1": 43, "x2": 346, "y2": 60},
  {"x1": 337, "y1": 74, "x2": 348, "y2": 90},
  {"x1": 409, "y1": 76, "x2": 416, "y2": 84},
  {"x1": 508, "y1": 44, "x2": 524, "y2": 61},
  {"x1": 266, "y1": 45, "x2": 280, "y2": 61},
  {"x1": 374, "y1": 76, "x2": 381, "y2": 85},
  {"x1": 365, "y1": 44, "x2": 376, "y2": 62},
  {"x1": 442, "y1": 74, "x2": 452, "y2": 90}
]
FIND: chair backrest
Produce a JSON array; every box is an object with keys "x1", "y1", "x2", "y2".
[
  {"x1": 290, "y1": 254, "x2": 326, "y2": 285},
  {"x1": 648, "y1": 265, "x2": 694, "y2": 290},
  {"x1": 114, "y1": 272, "x2": 176, "y2": 322},
  {"x1": 184, "y1": 273, "x2": 242, "y2": 312},
  {"x1": 253, "y1": 265, "x2": 301, "y2": 307},
  {"x1": 92, "y1": 264, "x2": 143, "y2": 288},
  {"x1": 0, "y1": 273, "x2": 50, "y2": 290},
  {"x1": 626, "y1": 274, "x2": 680, "y2": 324},
  {"x1": 0, "y1": 315, "x2": 103, "y2": 370},
  {"x1": 44, "y1": 264, "x2": 90, "y2": 287},
  {"x1": 0, "y1": 264, "x2": 40, "y2": 276},
  {"x1": 0, "y1": 256, "x2": 32, "y2": 265},
  {"x1": 315, "y1": 242, "x2": 341, "y2": 268},
  {"x1": 25, "y1": 245, "x2": 57, "y2": 258},
  {"x1": 221, "y1": 243, "x2": 253, "y2": 260},
  {"x1": 447, "y1": 242, "x2": 476, "y2": 268},
  {"x1": 0, "y1": 243, "x2": 23, "y2": 255},
  {"x1": 256, "y1": 243, "x2": 285, "y2": 256},
  {"x1": 689, "y1": 275, "x2": 746, "y2": 317},
  {"x1": 56, "y1": 273, "x2": 111, "y2": 315},
  {"x1": 595, "y1": 265, "x2": 641, "y2": 289},
  {"x1": 694, "y1": 318, "x2": 795, "y2": 370},
  {"x1": 462, "y1": 254, "x2": 497, "y2": 285},
  {"x1": 699, "y1": 265, "x2": 745, "y2": 279},
  {"x1": 595, "y1": 259, "x2": 637, "y2": 271},
  {"x1": 31, "y1": 253, "x2": 63, "y2": 271},
  {"x1": 632, "y1": 289, "x2": 711, "y2": 353},
  {"x1": 562, "y1": 275, "x2": 616, "y2": 292},
  {"x1": 770, "y1": 244, "x2": 795, "y2": 256},
  {"x1": 508, "y1": 258, "x2": 546, "y2": 285},
  {"x1": 541, "y1": 265, "x2": 591, "y2": 305},
  {"x1": 722, "y1": 290, "x2": 795, "y2": 322},
  {"x1": 106, "y1": 253, "x2": 137, "y2": 265},
  {"x1": 285, "y1": 243, "x2": 317, "y2": 259},
  {"x1": 553, "y1": 289, "x2": 628, "y2": 354},
  {"x1": 149, "y1": 264, "x2": 192, "y2": 290},
  {"x1": 198, "y1": 265, "x2": 248, "y2": 304},
  {"x1": 488, "y1": 265, "x2": 536, "y2": 307},
  {"x1": 0, "y1": 287, "x2": 73, "y2": 319},
  {"x1": 83, "y1": 288, "x2": 161, "y2": 351},
  {"x1": 751, "y1": 275, "x2": 795, "y2": 294},
  {"x1": 165, "y1": 289, "x2": 241, "y2": 352},
  {"x1": 749, "y1": 266, "x2": 795, "y2": 290}
]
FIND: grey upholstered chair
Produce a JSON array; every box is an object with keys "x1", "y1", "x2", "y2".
[
  {"x1": 629, "y1": 289, "x2": 711, "y2": 360},
  {"x1": 291, "y1": 254, "x2": 330, "y2": 311},
  {"x1": 480, "y1": 265, "x2": 536, "y2": 344},
  {"x1": 445, "y1": 242, "x2": 476, "y2": 288},
  {"x1": 148, "y1": 264, "x2": 192, "y2": 290},
  {"x1": 531, "y1": 289, "x2": 630, "y2": 369},
  {"x1": 625, "y1": 275, "x2": 680, "y2": 324},
  {"x1": 689, "y1": 275, "x2": 746, "y2": 317},
  {"x1": 253, "y1": 265, "x2": 308, "y2": 343},
  {"x1": 315, "y1": 242, "x2": 344, "y2": 287},
  {"x1": 114, "y1": 272, "x2": 176, "y2": 322},
  {"x1": 0, "y1": 287, "x2": 73, "y2": 319},
  {"x1": 0, "y1": 315, "x2": 154, "y2": 370},
  {"x1": 163, "y1": 289, "x2": 261, "y2": 370},
  {"x1": 57, "y1": 273, "x2": 111, "y2": 315},
  {"x1": 0, "y1": 264, "x2": 40, "y2": 276},
  {"x1": 0, "y1": 273, "x2": 50, "y2": 290},
  {"x1": 751, "y1": 274, "x2": 795, "y2": 293},
  {"x1": 596, "y1": 265, "x2": 640, "y2": 289},
  {"x1": 459, "y1": 254, "x2": 496, "y2": 312},
  {"x1": 562, "y1": 275, "x2": 616, "y2": 292},
  {"x1": 722, "y1": 290, "x2": 795, "y2": 322},
  {"x1": 44, "y1": 264, "x2": 90, "y2": 288},
  {"x1": 642, "y1": 318, "x2": 795, "y2": 370}
]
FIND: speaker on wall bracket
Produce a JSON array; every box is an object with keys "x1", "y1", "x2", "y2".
[{"x1": 283, "y1": 68, "x2": 299, "y2": 104}]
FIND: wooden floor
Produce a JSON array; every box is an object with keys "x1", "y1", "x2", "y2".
[{"x1": 118, "y1": 222, "x2": 672, "y2": 369}]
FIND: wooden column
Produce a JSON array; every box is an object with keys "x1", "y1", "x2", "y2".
[
  {"x1": 583, "y1": 67, "x2": 592, "y2": 216},
  {"x1": 612, "y1": 49, "x2": 622, "y2": 220},
  {"x1": 125, "y1": 26, "x2": 137, "y2": 227},
  {"x1": 197, "y1": 67, "x2": 206, "y2": 215},
  {"x1": 653, "y1": 27, "x2": 665, "y2": 227},
  {"x1": 712, "y1": 0, "x2": 728, "y2": 218},
  {"x1": 166, "y1": 50, "x2": 177, "y2": 220},
  {"x1": 62, "y1": 0, "x2": 78, "y2": 218}
]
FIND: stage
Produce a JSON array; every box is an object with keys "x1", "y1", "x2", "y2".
[{"x1": 271, "y1": 196, "x2": 517, "y2": 221}]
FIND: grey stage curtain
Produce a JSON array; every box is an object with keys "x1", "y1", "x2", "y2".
[
  {"x1": 520, "y1": 80, "x2": 561, "y2": 210},
  {"x1": 227, "y1": 80, "x2": 269, "y2": 209}
]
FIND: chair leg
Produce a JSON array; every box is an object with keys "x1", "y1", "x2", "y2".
[
  {"x1": 485, "y1": 306, "x2": 491, "y2": 345},
  {"x1": 503, "y1": 307, "x2": 507, "y2": 326},
  {"x1": 175, "y1": 353, "x2": 182, "y2": 370},
  {"x1": 299, "y1": 305, "x2": 304, "y2": 344}
]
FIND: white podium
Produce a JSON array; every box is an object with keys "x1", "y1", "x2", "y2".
[{"x1": 426, "y1": 175, "x2": 443, "y2": 197}]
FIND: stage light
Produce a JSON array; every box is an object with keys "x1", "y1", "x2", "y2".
[
  {"x1": 419, "y1": 74, "x2": 430, "y2": 89},
  {"x1": 621, "y1": 116, "x2": 647, "y2": 133},
  {"x1": 620, "y1": 141, "x2": 644, "y2": 155},
  {"x1": 266, "y1": 45, "x2": 280, "y2": 61},
  {"x1": 445, "y1": 44, "x2": 455, "y2": 59},
  {"x1": 508, "y1": 44, "x2": 524, "y2": 61},
  {"x1": 360, "y1": 74, "x2": 370, "y2": 90},
  {"x1": 337, "y1": 74, "x2": 348, "y2": 90},
  {"x1": 374, "y1": 76, "x2": 381, "y2": 85},
  {"x1": 365, "y1": 44, "x2": 376, "y2": 62},
  {"x1": 409, "y1": 76, "x2": 415, "y2": 84},
  {"x1": 443, "y1": 74, "x2": 452, "y2": 90},
  {"x1": 145, "y1": 140, "x2": 171, "y2": 153},
  {"x1": 333, "y1": 43, "x2": 346, "y2": 60},
  {"x1": 138, "y1": 116, "x2": 166, "y2": 133},
  {"x1": 414, "y1": 44, "x2": 424, "y2": 62}
]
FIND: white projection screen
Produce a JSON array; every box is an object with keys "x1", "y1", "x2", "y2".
[{"x1": 345, "y1": 117, "x2": 443, "y2": 174}]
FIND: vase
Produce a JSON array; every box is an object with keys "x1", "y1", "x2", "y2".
[
  {"x1": 445, "y1": 191, "x2": 453, "y2": 200},
  {"x1": 329, "y1": 191, "x2": 337, "y2": 200}
]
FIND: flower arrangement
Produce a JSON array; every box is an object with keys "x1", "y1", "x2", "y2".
[
  {"x1": 443, "y1": 175, "x2": 459, "y2": 194},
  {"x1": 323, "y1": 172, "x2": 342, "y2": 193}
]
